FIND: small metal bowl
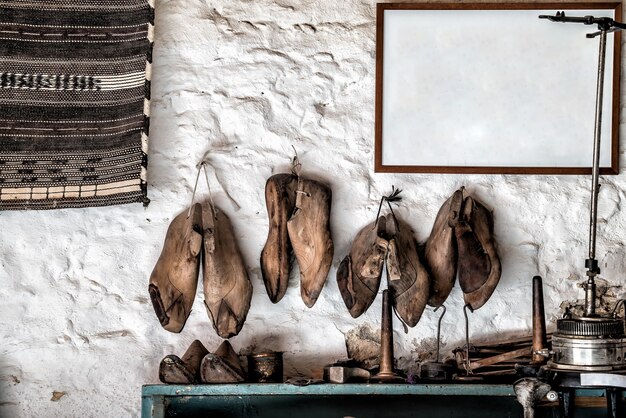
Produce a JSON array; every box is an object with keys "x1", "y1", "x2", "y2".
[{"x1": 247, "y1": 352, "x2": 283, "y2": 383}]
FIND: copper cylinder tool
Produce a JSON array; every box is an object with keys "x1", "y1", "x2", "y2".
[
  {"x1": 371, "y1": 289, "x2": 404, "y2": 383},
  {"x1": 531, "y1": 276, "x2": 548, "y2": 364}
]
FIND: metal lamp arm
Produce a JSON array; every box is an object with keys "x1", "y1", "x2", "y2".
[{"x1": 539, "y1": 12, "x2": 626, "y2": 32}]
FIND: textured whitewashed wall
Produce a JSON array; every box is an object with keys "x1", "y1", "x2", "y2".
[{"x1": 1, "y1": 0, "x2": 625, "y2": 416}]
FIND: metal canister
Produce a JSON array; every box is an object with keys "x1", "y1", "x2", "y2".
[
  {"x1": 548, "y1": 316, "x2": 626, "y2": 371},
  {"x1": 247, "y1": 352, "x2": 283, "y2": 383}
]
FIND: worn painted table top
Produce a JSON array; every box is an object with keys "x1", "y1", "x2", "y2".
[
  {"x1": 141, "y1": 383, "x2": 540, "y2": 397},
  {"x1": 142, "y1": 382, "x2": 616, "y2": 397}
]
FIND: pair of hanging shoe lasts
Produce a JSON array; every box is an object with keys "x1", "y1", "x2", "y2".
[
  {"x1": 337, "y1": 187, "x2": 501, "y2": 328},
  {"x1": 149, "y1": 202, "x2": 253, "y2": 338},
  {"x1": 159, "y1": 340, "x2": 245, "y2": 384},
  {"x1": 337, "y1": 190, "x2": 429, "y2": 327},
  {"x1": 427, "y1": 187, "x2": 501, "y2": 311},
  {"x1": 337, "y1": 206, "x2": 430, "y2": 328},
  {"x1": 261, "y1": 173, "x2": 334, "y2": 307}
]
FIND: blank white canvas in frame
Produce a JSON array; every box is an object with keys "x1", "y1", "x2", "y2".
[{"x1": 380, "y1": 8, "x2": 615, "y2": 170}]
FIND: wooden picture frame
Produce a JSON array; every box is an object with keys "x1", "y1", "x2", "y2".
[{"x1": 374, "y1": 2, "x2": 622, "y2": 174}]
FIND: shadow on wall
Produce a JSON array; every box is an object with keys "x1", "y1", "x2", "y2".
[{"x1": 0, "y1": 355, "x2": 20, "y2": 418}]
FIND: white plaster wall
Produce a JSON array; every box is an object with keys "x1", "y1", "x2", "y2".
[{"x1": 1, "y1": 0, "x2": 625, "y2": 416}]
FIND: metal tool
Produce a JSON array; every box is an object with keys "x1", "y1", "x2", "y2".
[
  {"x1": 454, "y1": 304, "x2": 486, "y2": 381},
  {"x1": 544, "y1": 372, "x2": 626, "y2": 418},
  {"x1": 434, "y1": 304, "x2": 446, "y2": 363},
  {"x1": 324, "y1": 366, "x2": 371, "y2": 383},
  {"x1": 463, "y1": 303, "x2": 474, "y2": 374},
  {"x1": 371, "y1": 289, "x2": 405, "y2": 383},
  {"x1": 539, "y1": 12, "x2": 626, "y2": 373},
  {"x1": 531, "y1": 276, "x2": 548, "y2": 365},
  {"x1": 420, "y1": 305, "x2": 455, "y2": 381},
  {"x1": 539, "y1": 12, "x2": 626, "y2": 38}
]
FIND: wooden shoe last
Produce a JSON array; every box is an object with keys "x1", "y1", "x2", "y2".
[
  {"x1": 287, "y1": 178, "x2": 334, "y2": 308},
  {"x1": 261, "y1": 174, "x2": 298, "y2": 303},
  {"x1": 202, "y1": 203, "x2": 253, "y2": 338},
  {"x1": 200, "y1": 341, "x2": 246, "y2": 383},
  {"x1": 456, "y1": 196, "x2": 491, "y2": 294},
  {"x1": 337, "y1": 218, "x2": 387, "y2": 318},
  {"x1": 149, "y1": 204, "x2": 203, "y2": 333},
  {"x1": 386, "y1": 215, "x2": 430, "y2": 327},
  {"x1": 159, "y1": 340, "x2": 209, "y2": 384},
  {"x1": 462, "y1": 198, "x2": 502, "y2": 310},
  {"x1": 425, "y1": 189, "x2": 462, "y2": 307}
]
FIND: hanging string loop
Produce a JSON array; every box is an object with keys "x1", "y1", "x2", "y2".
[{"x1": 187, "y1": 161, "x2": 217, "y2": 219}]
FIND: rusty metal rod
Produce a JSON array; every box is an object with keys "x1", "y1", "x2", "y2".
[
  {"x1": 463, "y1": 304, "x2": 474, "y2": 374},
  {"x1": 434, "y1": 304, "x2": 446, "y2": 363},
  {"x1": 378, "y1": 289, "x2": 394, "y2": 375},
  {"x1": 587, "y1": 29, "x2": 607, "y2": 266},
  {"x1": 371, "y1": 289, "x2": 404, "y2": 383},
  {"x1": 584, "y1": 28, "x2": 608, "y2": 318},
  {"x1": 471, "y1": 347, "x2": 532, "y2": 371},
  {"x1": 532, "y1": 276, "x2": 548, "y2": 364}
]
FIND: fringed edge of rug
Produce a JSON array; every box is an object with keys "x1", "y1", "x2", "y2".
[
  {"x1": 0, "y1": 192, "x2": 146, "y2": 211},
  {"x1": 140, "y1": 1, "x2": 155, "y2": 208}
]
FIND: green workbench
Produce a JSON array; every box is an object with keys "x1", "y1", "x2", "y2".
[{"x1": 141, "y1": 383, "x2": 622, "y2": 417}]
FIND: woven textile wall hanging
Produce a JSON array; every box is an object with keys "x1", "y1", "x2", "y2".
[{"x1": 0, "y1": 0, "x2": 153, "y2": 210}]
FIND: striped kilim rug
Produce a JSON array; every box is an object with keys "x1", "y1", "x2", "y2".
[{"x1": 0, "y1": 0, "x2": 153, "y2": 210}]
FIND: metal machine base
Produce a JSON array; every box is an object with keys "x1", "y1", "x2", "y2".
[
  {"x1": 545, "y1": 370, "x2": 626, "y2": 418},
  {"x1": 548, "y1": 317, "x2": 626, "y2": 371}
]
